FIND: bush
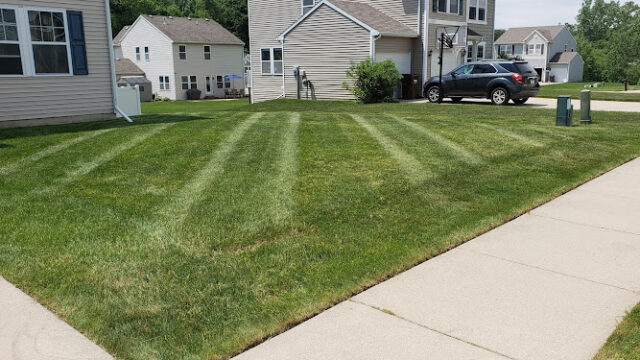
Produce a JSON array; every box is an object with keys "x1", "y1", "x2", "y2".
[{"x1": 343, "y1": 58, "x2": 402, "y2": 103}]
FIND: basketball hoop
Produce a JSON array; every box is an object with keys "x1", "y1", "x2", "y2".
[{"x1": 436, "y1": 26, "x2": 462, "y2": 103}]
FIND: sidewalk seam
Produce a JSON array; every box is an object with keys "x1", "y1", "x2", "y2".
[
  {"x1": 348, "y1": 299, "x2": 518, "y2": 360},
  {"x1": 528, "y1": 212, "x2": 640, "y2": 237}
]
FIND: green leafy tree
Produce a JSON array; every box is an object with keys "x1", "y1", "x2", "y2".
[{"x1": 344, "y1": 58, "x2": 402, "y2": 104}]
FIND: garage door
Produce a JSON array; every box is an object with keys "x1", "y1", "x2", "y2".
[{"x1": 376, "y1": 52, "x2": 412, "y2": 74}]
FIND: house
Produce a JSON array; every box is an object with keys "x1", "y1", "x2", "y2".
[
  {"x1": 115, "y1": 58, "x2": 145, "y2": 80},
  {"x1": 495, "y1": 25, "x2": 584, "y2": 83},
  {"x1": 0, "y1": 0, "x2": 119, "y2": 128},
  {"x1": 248, "y1": 0, "x2": 495, "y2": 103},
  {"x1": 114, "y1": 15, "x2": 245, "y2": 100}
]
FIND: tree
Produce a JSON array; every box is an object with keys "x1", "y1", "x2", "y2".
[{"x1": 494, "y1": 29, "x2": 506, "y2": 42}]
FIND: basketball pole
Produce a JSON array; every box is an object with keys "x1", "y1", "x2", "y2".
[{"x1": 438, "y1": 32, "x2": 445, "y2": 104}]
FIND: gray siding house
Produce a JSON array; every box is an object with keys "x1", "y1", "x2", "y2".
[
  {"x1": 248, "y1": 0, "x2": 495, "y2": 103},
  {"x1": 495, "y1": 25, "x2": 584, "y2": 83},
  {"x1": 0, "y1": 0, "x2": 118, "y2": 128}
]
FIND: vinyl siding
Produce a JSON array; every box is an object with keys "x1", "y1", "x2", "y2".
[
  {"x1": 466, "y1": 0, "x2": 495, "y2": 59},
  {"x1": 283, "y1": 4, "x2": 371, "y2": 100},
  {"x1": 0, "y1": 0, "x2": 114, "y2": 122},
  {"x1": 120, "y1": 17, "x2": 175, "y2": 99},
  {"x1": 248, "y1": 0, "x2": 300, "y2": 103}
]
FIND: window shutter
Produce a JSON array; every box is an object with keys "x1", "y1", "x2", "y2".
[
  {"x1": 525, "y1": 45, "x2": 528, "y2": 55},
  {"x1": 459, "y1": 0, "x2": 464, "y2": 15},
  {"x1": 541, "y1": 44, "x2": 544, "y2": 55},
  {"x1": 433, "y1": 0, "x2": 438, "y2": 12},
  {"x1": 67, "y1": 10, "x2": 88, "y2": 75}
]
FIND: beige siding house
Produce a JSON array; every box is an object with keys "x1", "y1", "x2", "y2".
[
  {"x1": 115, "y1": 15, "x2": 245, "y2": 100},
  {"x1": 248, "y1": 0, "x2": 495, "y2": 103},
  {"x1": 0, "y1": 0, "x2": 117, "y2": 128}
]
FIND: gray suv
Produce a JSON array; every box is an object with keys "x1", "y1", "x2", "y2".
[{"x1": 424, "y1": 61, "x2": 540, "y2": 105}]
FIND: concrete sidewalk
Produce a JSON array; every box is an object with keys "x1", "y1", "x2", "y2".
[
  {"x1": 407, "y1": 97, "x2": 640, "y2": 113},
  {"x1": 0, "y1": 277, "x2": 112, "y2": 360},
  {"x1": 234, "y1": 158, "x2": 640, "y2": 360}
]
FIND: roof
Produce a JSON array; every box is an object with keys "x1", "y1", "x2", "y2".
[
  {"x1": 467, "y1": 28, "x2": 482, "y2": 38},
  {"x1": 495, "y1": 25, "x2": 566, "y2": 44},
  {"x1": 280, "y1": 0, "x2": 418, "y2": 40},
  {"x1": 550, "y1": 52, "x2": 579, "y2": 64},
  {"x1": 141, "y1": 15, "x2": 244, "y2": 45},
  {"x1": 118, "y1": 76, "x2": 151, "y2": 85},
  {"x1": 115, "y1": 58, "x2": 145, "y2": 76},
  {"x1": 113, "y1": 25, "x2": 130, "y2": 46}
]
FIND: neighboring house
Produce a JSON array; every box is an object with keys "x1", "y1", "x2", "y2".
[
  {"x1": 495, "y1": 25, "x2": 584, "y2": 82},
  {"x1": 114, "y1": 15, "x2": 245, "y2": 100},
  {"x1": 248, "y1": 0, "x2": 495, "y2": 103},
  {"x1": 115, "y1": 58, "x2": 152, "y2": 102},
  {"x1": 0, "y1": 0, "x2": 118, "y2": 128},
  {"x1": 115, "y1": 57, "x2": 145, "y2": 80}
]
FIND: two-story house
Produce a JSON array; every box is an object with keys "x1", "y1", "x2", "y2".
[
  {"x1": 248, "y1": 0, "x2": 495, "y2": 103},
  {"x1": 113, "y1": 15, "x2": 245, "y2": 100},
  {"x1": 495, "y1": 25, "x2": 584, "y2": 83}
]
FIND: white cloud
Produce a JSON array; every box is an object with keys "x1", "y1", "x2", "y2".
[{"x1": 495, "y1": 0, "x2": 640, "y2": 29}]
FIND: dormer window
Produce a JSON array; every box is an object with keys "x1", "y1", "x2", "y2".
[
  {"x1": 469, "y1": 0, "x2": 487, "y2": 21},
  {"x1": 302, "y1": 0, "x2": 315, "y2": 15}
]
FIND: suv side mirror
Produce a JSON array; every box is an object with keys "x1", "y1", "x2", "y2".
[{"x1": 451, "y1": 73, "x2": 457, "y2": 78}]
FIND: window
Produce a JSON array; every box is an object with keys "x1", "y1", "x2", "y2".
[
  {"x1": 260, "y1": 47, "x2": 282, "y2": 75},
  {"x1": 179, "y1": 45, "x2": 186, "y2": 60},
  {"x1": 217, "y1": 75, "x2": 223, "y2": 88},
  {"x1": 527, "y1": 44, "x2": 543, "y2": 55},
  {"x1": 467, "y1": 43, "x2": 473, "y2": 62},
  {"x1": 135, "y1": 47, "x2": 140, "y2": 61},
  {"x1": 452, "y1": 64, "x2": 473, "y2": 76},
  {"x1": 28, "y1": 10, "x2": 71, "y2": 74},
  {"x1": 471, "y1": 64, "x2": 496, "y2": 74},
  {"x1": 159, "y1": 75, "x2": 169, "y2": 90},
  {"x1": 437, "y1": 28, "x2": 464, "y2": 46},
  {"x1": 434, "y1": 0, "x2": 463, "y2": 15},
  {"x1": 224, "y1": 76, "x2": 231, "y2": 88},
  {"x1": 204, "y1": 45, "x2": 211, "y2": 60},
  {"x1": 138, "y1": 85, "x2": 145, "y2": 92},
  {"x1": 469, "y1": 0, "x2": 487, "y2": 21},
  {"x1": 477, "y1": 43, "x2": 485, "y2": 60},
  {"x1": 181, "y1": 75, "x2": 197, "y2": 90},
  {"x1": 302, "y1": 0, "x2": 315, "y2": 15},
  {"x1": 564, "y1": 44, "x2": 568, "y2": 52},
  {"x1": 144, "y1": 46, "x2": 149, "y2": 61},
  {"x1": 0, "y1": 7, "x2": 23, "y2": 75},
  {"x1": 499, "y1": 45, "x2": 513, "y2": 57}
]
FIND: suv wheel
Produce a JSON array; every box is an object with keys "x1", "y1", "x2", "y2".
[
  {"x1": 426, "y1": 85, "x2": 441, "y2": 103},
  {"x1": 491, "y1": 87, "x2": 509, "y2": 106},
  {"x1": 450, "y1": 97, "x2": 463, "y2": 103},
  {"x1": 512, "y1": 97, "x2": 529, "y2": 105}
]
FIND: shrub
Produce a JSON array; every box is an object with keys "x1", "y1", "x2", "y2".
[{"x1": 343, "y1": 58, "x2": 402, "y2": 103}]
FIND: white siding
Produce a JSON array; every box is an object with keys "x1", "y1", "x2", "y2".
[
  {"x1": 120, "y1": 17, "x2": 175, "y2": 99},
  {"x1": 548, "y1": 27, "x2": 577, "y2": 60},
  {"x1": 283, "y1": 4, "x2": 371, "y2": 100},
  {"x1": 0, "y1": 0, "x2": 114, "y2": 123}
]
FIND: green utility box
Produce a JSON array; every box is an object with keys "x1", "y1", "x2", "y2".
[
  {"x1": 580, "y1": 90, "x2": 592, "y2": 124},
  {"x1": 556, "y1": 96, "x2": 573, "y2": 126}
]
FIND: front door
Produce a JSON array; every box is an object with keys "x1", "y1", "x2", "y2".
[{"x1": 205, "y1": 76, "x2": 214, "y2": 96}]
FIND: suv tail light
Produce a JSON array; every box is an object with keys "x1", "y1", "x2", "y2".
[{"x1": 512, "y1": 73, "x2": 524, "y2": 84}]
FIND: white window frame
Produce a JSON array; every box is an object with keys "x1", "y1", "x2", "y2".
[
  {"x1": 499, "y1": 44, "x2": 513, "y2": 57},
  {"x1": 216, "y1": 75, "x2": 224, "y2": 88},
  {"x1": 260, "y1": 47, "x2": 283, "y2": 76},
  {"x1": 477, "y1": 41, "x2": 486, "y2": 60},
  {"x1": 144, "y1": 46, "x2": 149, "y2": 61},
  {"x1": 135, "y1": 46, "x2": 140, "y2": 61},
  {"x1": 468, "y1": 0, "x2": 487, "y2": 23},
  {"x1": 181, "y1": 75, "x2": 197, "y2": 90},
  {"x1": 178, "y1": 44, "x2": 186, "y2": 60},
  {"x1": 437, "y1": 27, "x2": 464, "y2": 46},
  {"x1": 204, "y1": 45, "x2": 211, "y2": 60},
  {"x1": 0, "y1": 5, "x2": 26, "y2": 77},
  {"x1": 435, "y1": 0, "x2": 463, "y2": 14},
  {"x1": 527, "y1": 43, "x2": 543, "y2": 55},
  {"x1": 159, "y1": 75, "x2": 169, "y2": 90},
  {"x1": 301, "y1": 0, "x2": 315, "y2": 15},
  {"x1": 24, "y1": 7, "x2": 73, "y2": 76}
]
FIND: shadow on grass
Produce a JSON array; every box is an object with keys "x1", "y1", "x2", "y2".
[{"x1": 0, "y1": 114, "x2": 208, "y2": 141}]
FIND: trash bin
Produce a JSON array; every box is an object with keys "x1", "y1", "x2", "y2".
[
  {"x1": 556, "y1": 96, "x2": 573, "y2": 126},
  {"x1": 186, "y1": 88, "x2": 202, "y2": 100}
]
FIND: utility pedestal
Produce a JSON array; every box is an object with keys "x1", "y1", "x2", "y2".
[
  {"x1": 580, "y1": 90, "x2": 592, "y2": 125},
  {"x1": 556, "y1": 96, "x2": 573, "y2": 127}
]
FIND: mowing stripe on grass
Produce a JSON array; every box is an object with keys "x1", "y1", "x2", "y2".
[
  {"x1": 477, "y1": 123, "x2": 543, "y2": 147},
  {"x1": 387, "y1": 114, "x2": 483, "y2": 165},
  {"x1": 351, "y1": 114, "x2": 429, "y2": 184},
  {"x1": 152, "y1": 113, "x2": 263, "y2": 236},
  {"x1": 0, "y1": 129, "x2": 115, "y2": 175},
  {"x1": 268, "y1": 112, "x2": 301, "y2": 226}
]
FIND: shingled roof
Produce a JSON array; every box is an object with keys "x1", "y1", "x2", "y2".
[
  {"x1": 495, "y1": 25, "x2": 565, "y2": 45},
  {"x1": 141, "y1": 15, "x2": 244, "y2": 45},
  {"x1": 113, "y1": 25, "x2": 130, "y2": 46},
  {"x1": 280, "y1": 0, "x2": 418, "y2": 39},
  {"x1": 550, "y1": 52, "x2": 580, "y2": 64},
  {"x1": 115, "y1": 58, "x2": 145, "y2": 76}
]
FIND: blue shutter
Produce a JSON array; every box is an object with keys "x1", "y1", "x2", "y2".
[{"x1": 67, "y1": 10, "x2": 88, "y2": 75}]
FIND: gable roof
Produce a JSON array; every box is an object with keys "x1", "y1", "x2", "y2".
[
  {"x1": 141, "y1": 15, "x2": 244, "y2": 45},
  {"x1": 279, "y1": 0, "x2": 418, "y2": 40},
  {"x1": 115, "y1": 58, "x2": 145, "y2": 76},
  {"x1": 550, "y1": 52, "x2": 579, "y2": 64},
  {"x1": 113, "y1": 25, "x2": 131, "y2": 46},
  {"x1": 495, "y1": 25, "x2": 566, "y2": 45}
]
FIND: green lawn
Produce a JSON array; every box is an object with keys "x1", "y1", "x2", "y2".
[
  {"x1": 141, "y1": 98, "x2": 250, "y2": 114},
  {"x1": 538, "y1": 82, "x2": 640, "y2": 102},
  {"x1": 596, "y1": 304, "x2": 640, "y2": 360},
  {"x1": 1, "y1": 99, "x2": 640, "y2": 359}
]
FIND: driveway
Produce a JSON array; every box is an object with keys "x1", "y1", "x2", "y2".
[{"x1": 407, "y1": 97, "x2": 640, "y2": 113}]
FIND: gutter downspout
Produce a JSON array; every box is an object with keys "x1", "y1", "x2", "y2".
[
  {"x1": 104, "y1": 0, "x2": 133, "y2": 123},
  {"x1": 422, "y1": 0, "x2": 429, "y2": 87},
  {"x1": 281, "y1": 38, "x2": 286, "y2": 98}
]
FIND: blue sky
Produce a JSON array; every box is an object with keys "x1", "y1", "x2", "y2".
[{"x1": 495, "y1": 0, "x2": 640, "y2": 29}]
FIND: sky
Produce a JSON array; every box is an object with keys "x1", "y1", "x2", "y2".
[{"x1": 495, "y1": 0, "x2": 640, "y2": 29}]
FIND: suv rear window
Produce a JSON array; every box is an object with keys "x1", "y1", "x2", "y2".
[
  {"x1": 498, "y1": 63, "x2": 518, "y2": 73},
  {"x1": 498, "y1": 62, "x2": 536, "y2": 75}
]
